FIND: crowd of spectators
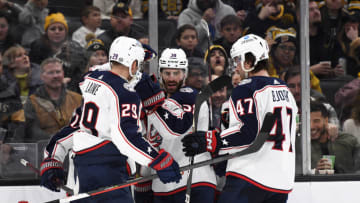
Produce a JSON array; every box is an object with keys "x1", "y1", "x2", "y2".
[{"x1": 0, "y1": 0, "x2": 359, "y2": 179}]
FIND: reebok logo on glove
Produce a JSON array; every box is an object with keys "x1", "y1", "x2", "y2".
[
  {"x1": 160, "y1": 156, "x2": 172, "y2": 169},
  {"x1": 143, "y1": 91, "x2": 165, "y2": 108}
]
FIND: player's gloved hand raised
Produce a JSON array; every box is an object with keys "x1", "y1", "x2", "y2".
[
  {"x1": 40, "y1": 158, "x2": 65, "y2": 192},
  {"x1": 135, "y1": 73, "x2": 166, "y2": 112},
  {"x1": 149, "y1": 149, "x2": 181, "y2": 184},
  {"x1": 181, "y1": 129, "x2": 221, "y2": 156}
]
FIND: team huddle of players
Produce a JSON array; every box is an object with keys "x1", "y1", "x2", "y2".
[{"x1": 39, "y1": 34, "x2": 297, "y2": 203}]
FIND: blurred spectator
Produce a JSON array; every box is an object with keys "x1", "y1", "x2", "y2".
[
  {"x1": 93, "y1": 0, "x2": 116, "y2": 22},
  {"x1": 0, "y1": 51, "x2": 25, "y2": 143},
  {"x1": 185, "y1": 56, "x2": 208, "y2": 90},
  {"x1": 243, "y1": 0, "x2": 297, "y2": 38},
  {"x1": 318, "y1": 0, "x2": 347, "y2": 71},
  {"x1": 284, "y1": 67, "x2": 340, "y2": 127},
  {"x1": 296, "y1": 1, "x2": 341, "y2": 79},
  {"x1": 94, "y1": 0, "x2": 143, "y2": 25},
  {"x1": 267, "y1": 26, "x2": 298, "y2": 78},
  {"x1": 0, "y1": 0, "x2": 23, "y2": 24},
  {"x1": 84, "y1": 34, "x2": 108, "y2": 71},
  {"x1": 98, "y1": 1, "x2": 148, "y2": 50},
  {"x1": 348, "y1": 37, "x2": 360, "y2": 78},
  {"x1": 23, "y1": 57, "x2": 82, "y2": 142},
  {"x1": 3, "y1": 45, "x2": 42, "y2": 103},
  {"x1": 308, "y1": 100, "x2": 360, "y2": 174},
  {"x1": 343, "y1": 90, "x2": 360, "y2": 143},
  {"x1": 18, "y1": 0, "x2": 49, "y2": 48},
  {"x1": 175, "y1": 24, "x2": 204, "y2": 58},
  {"x1": 178, "y1": 0, "x2": 236, "y2": 52},
  {"x1": 231, "y1": 71, "x2": 241, "y2": 87},
  {"x1": 72, "y1": 5, "x2": 105, "y2": 48},
  {"x1": 210, "y1": 74, "x2": 228, "y2": 129},
  {"x1": 29, "y1": 12, "x2": 87, "y2": 93},
  {"x1": 141, "y1": 0, "x2": 188, "y2": 20},
  {"x1": 0, "y1": 0, "x2": 23, "y2": 43},
  {"x1": 222, "y1": 0, "x2": 255, "y2": 21},
  {"x1": 213, "y1": 14, "x2": 243, "y2": 56},
  {"x1": 0, "y1": 11, "x2": 19, "y2": 53},
  {"x1": 337, "y1": 7, "x2": 360, "y2": 77},
  {"x1": 334, "y1": 74, "x2": 360, "y2": 124},
  {"x1": 204, "y1": 45, "x2": 229, "y2": 76}
]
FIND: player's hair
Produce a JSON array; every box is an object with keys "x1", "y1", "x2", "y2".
[
  {"x1": 220, "y1": 14, "x2": 243, "y2": 30},
  {"x1": 175, "y1": 24, "x2": 198, "y2": 41},
  {"x1": 310, "y1": 100, "x2": 329, "y2": 118},
  {"x1": 40, "y1": 57, "x2": 63, "y2": 72},
  {"x1": 247, "y1": 53, "x2": 270, "y2": 74}
]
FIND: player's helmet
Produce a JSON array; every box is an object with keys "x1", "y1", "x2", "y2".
[
  {"x1": 230, "y1": 34, "x2": 269, "y2": 73},
  {"x1": 158, "y1": 48, "x2": 188, "y2": 77},
  {"x1": 108, "y1": 36, "x2": 145, "y2": 77}
]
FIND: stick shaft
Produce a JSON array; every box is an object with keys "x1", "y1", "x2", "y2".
[{"x1": 48, "y1": 112, "x2": 274, "y2": 203}]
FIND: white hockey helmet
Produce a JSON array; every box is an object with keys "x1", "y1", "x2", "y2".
[
  {"x1": 230, "y1": 34, "x2": 269, "y2": 73},
  {"x1": 158, "y1": 48, "x2": 188, "y2": 76},
  {"x1": 108, "y1": 36, "x2": 145, "y2": 77}
]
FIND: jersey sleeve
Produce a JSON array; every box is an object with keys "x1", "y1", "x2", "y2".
[
  {"x1": 45, "y1": 107, "x2": 82, "y2": 162},
  {"x1": 219, "y1": 85, "x2": 260, "y2": 154},
  {"x1": 108, "y1": 86, "x2": 159, "y2": 166},
  {"x1": 146, "y1": 87, "x2": 196, "y2": 139}
]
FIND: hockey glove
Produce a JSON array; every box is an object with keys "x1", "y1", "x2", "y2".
[
  {"x1": 149, "y1": 149, "x2": 181, "y2": 184},
  {"x1": 40, "y1": 158, "x2": 65, "y2": 192},
  {"x1": 135, "y1": 73, "x2": 166, "y2": 112},
  {"x1": 181, "y1": 129, "x2": 221, "y2": 156}
]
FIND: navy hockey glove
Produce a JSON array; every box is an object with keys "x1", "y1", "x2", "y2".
[
  {"x1": 40, "y1": 158, "x2": 65, "y2": 192},
  {"x1": 135, "y1": 73, "x2": 166, "y2": 111},
  {"x1": 149, "y1": 149, "x2": 181, "y2": 184},
  {"x1": 181, "y1": 129, "x2": 221, "y2": 156}
]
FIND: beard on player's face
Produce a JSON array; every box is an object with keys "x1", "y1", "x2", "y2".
[{"x1": 163, "y1": 79, "x2": 183, "y2": 94}]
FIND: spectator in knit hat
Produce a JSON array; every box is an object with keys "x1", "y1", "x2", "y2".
[
  {"x1": 204, "y1": 44, "x2": 230, "y2": 77},
  {"x1": 267, "y1": 26, "x2": 298, "y2": 78},
  {"x1": 18, "y1": 0, "x2": 49, "y2": 48},
  {"x1": 84, "y1": 34, "x2": 108, "y2": 71},
  {"x1": 28, "y1": 12, "x2": 87, "y2": 93},
  {"x1": 267, "y1": 26, "x2": 323, "y2": 93}
]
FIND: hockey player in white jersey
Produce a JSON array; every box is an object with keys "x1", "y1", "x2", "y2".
[
  {"x1": 182, "y1": 34, "x2": 298, "y2": 203},
  {"x1": 134, "y1": 48, "x2": 217, "y2": 203},
  {"x1": 39, "y1": 36, "x2": 181, "y2": 203}
]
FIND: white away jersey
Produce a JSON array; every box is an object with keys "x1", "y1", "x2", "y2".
[
  {"x1": 147, "y1": 87, "x2": 217, "y2": 193},
  {"x1": 73, "y1": 71, "x2": 159, "y2": 166},
  {"x1": 219, "y1": 76, "x2": 298, "y2": 193}
]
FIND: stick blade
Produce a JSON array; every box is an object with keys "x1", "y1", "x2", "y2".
[{"x1": 20, "y1": 158, "x2": 28, "y2": 166}]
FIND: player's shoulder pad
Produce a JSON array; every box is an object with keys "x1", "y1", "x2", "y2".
[
  {"x1": 86, "y1": 71, "x2": 139, "y2": 100},
  {"x1": 238, "y1": 78, "x2": 252, "y2": 86},
  {"x1": 171, "y1": 86, "x2": 198, "y2": 105}
]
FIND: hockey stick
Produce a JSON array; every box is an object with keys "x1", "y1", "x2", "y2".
[
  {"x1": 185, "y1": 74, "x2": 232, "y2": 203},
  {"x1": 20, "y1": 159, "x2": 74, "y2": 195},
  {"x1": 45, "y1": 112, "x2": 274, "y2": 203}
]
